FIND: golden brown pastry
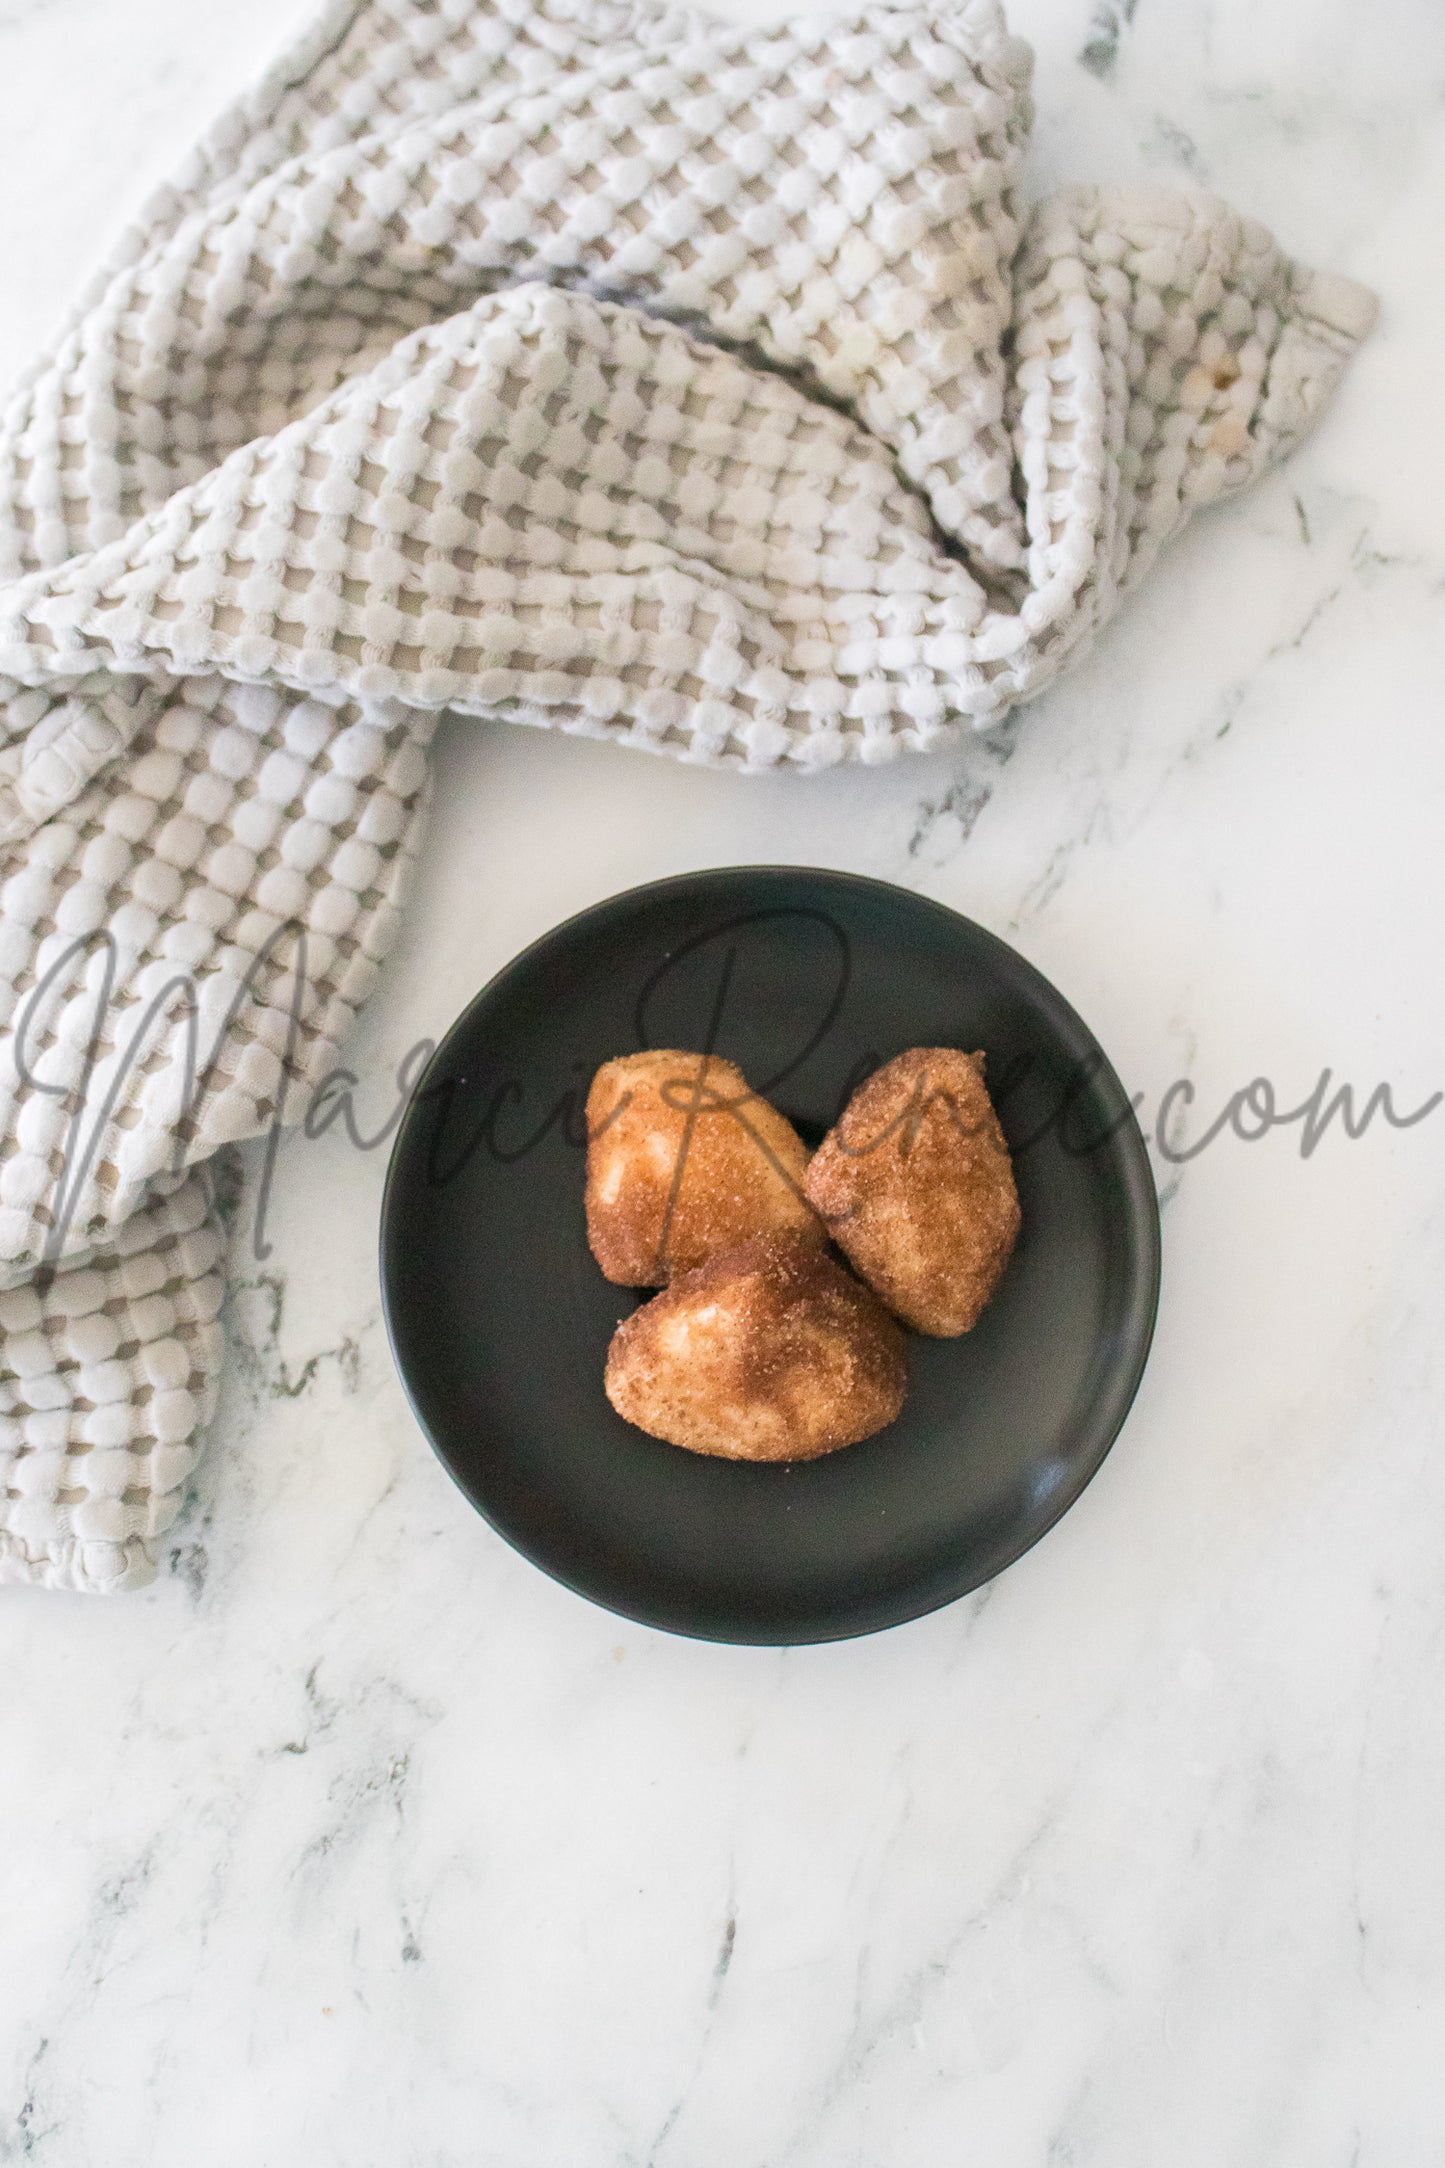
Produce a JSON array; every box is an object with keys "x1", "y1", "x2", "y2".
[
  {"x1": 585, "y1": 1049, "x2": 823, "y2": 1286},
  {"x1": 804, "y1": 1047, "x2": 1020, "y2": 1336},
  {"x1": 605, "y1": 1234, "x2": 907, "y2": 1460}
]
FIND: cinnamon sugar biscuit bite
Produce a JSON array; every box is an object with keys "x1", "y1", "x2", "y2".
[
  {"x1": 605, "y1": 1235, "x2": 907, "y2": 1461},
  {"x1": 585, "y1": 1050, "x2": 823, "y2": 1286},
  {"x1": 804, "y1": 1048, "x2": 1020, "y2": 1336}
]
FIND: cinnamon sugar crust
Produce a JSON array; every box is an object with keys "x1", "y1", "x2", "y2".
[
  {"x1": 804, "y1": 1047, "x2": 1021, "y2": 1336},
  {"x1": 605, "y1": 1234, "x2": 907, "y2": 1461},
  {"x1": 585, "y1": 1050, "x2": 824, "y2": 1286}
]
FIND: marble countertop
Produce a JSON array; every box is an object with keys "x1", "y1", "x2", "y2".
[{"x1": 2, "y1": 0, "x2": 1443, "y2": 2159}]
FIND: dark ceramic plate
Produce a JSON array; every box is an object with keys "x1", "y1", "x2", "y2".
[{"x1": 380, "y1": 867, "x2": 1160, "y2": 1643}]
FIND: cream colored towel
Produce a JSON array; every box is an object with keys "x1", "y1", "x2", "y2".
[{"x1": 0, "y1": 0, "x2": 1373, "y2": 1589}]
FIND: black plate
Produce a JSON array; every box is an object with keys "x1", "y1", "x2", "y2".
[{"x1": 380, "y1": 867, "x2": 1160, "y2": 1643}]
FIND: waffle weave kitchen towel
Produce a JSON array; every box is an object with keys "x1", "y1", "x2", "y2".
[{"x1": 0, "y1": 0, "x2": 1374, "y2": 1590}]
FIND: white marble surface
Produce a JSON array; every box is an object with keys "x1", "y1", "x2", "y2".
[{"x1": 3, "y1": 0, "x2": 1445, "y2": 2159}]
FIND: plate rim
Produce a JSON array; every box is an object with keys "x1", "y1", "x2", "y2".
[{"x1": 379, "y1": 864, "x2": 1162, "y2": 1644}]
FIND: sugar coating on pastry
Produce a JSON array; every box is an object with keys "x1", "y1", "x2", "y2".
[
  {"x1": 803, "y1": 1047, "x2": 1020, "y2": 1336},
  {"x1": 604, "y1": 1234, "x2": 907, "y2": 1461},
  {"x1": 585, "y1": 1050, "x2": 824, "y2": 1286}
]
